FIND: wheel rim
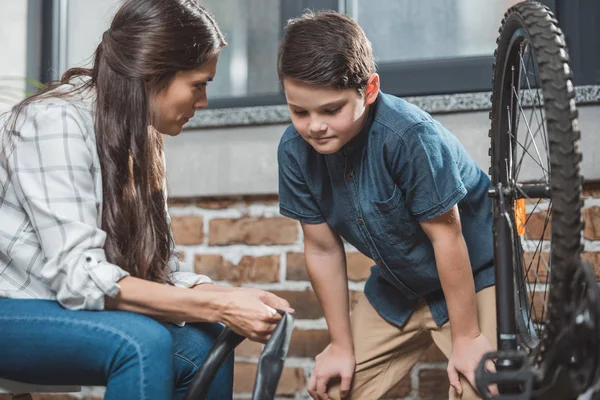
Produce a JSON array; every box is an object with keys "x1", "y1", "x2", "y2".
[{"x1": 498, "y1": 24, "x2": 552, "y2": 354}]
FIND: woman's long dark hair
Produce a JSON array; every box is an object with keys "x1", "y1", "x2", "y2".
[{"x1": 2, "y1": 0, "x2": 226, "y2": 283}]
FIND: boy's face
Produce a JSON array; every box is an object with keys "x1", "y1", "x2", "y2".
[{"x1": 283, "y1": 76, "x2": 379, "y2": 154}]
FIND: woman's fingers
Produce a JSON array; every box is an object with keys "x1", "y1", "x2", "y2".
[{"x1": 260, "y1": 291, "x2": 295, "y2": 314}]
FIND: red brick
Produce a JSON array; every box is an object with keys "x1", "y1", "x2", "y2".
[
  {"x1": 583, "y1": 182, "x2": 600, "y2": 199},
  {"x1": 167, "y1": 197, "x2": 196, "y2": 207},
  {"x1": 267, "y1": 289, "x2": 363, "y2": 319},
  {"x1": 286, "y1": 252, "x2": 309, "y2": 281},
  {"x1": 582, "y1": 252, "x2": 600, "y2": 279},
  {"x1": 225, "y1": 255, "x2": 280, "y2": 285},
  {"x1": 276, "y1": 366, "x2": 307, "y2": 395},
  {"x1": 346, "y1": 252, "x2": 373, "y2": 281},
  {"x1": 528, "y1": 290, "x2": 549, "y2": 323},
  {"x1": 209, "y1": 217, "x2": 298, "y2": 245},
  {"x1": 286, "y1": 252, "x2": 372, "y2": 282},
  {"x1": 235, "y1": 339, "x2": 263, "y2": 357},
  {"x1": 171, "y1": 215, "x2": 204, "y2": 245},
  {"x1": 523, "y1": 252, "x2": 600, "y2": 282},
  {"x1": 288, "y1": 329, "x2": 330, "y2": 358},
  {"x1": 524, "y1": 252, "x2": 550, "y2": 283},
  {"x1": 525, "y1": 211, "x2": 551, "y2": 240},
  {"x1": 584, "y1": 207, "x2": 600, "y2": 240},
  {"x1": 196, "y1": 197, "x2": 238, "y2": 209},
  {"x1": 194, "y1": 254, "x2": 280, "y2": 284},
  {"x1": 241, "y1": 195, "x2": 279, "y2": 206},
  {"x1": 270, "y1": 290, "x2": 324, "y2": 319},
  {"x1": 194, "y1": 254, "x2": 224, "y2": 278},
  {"x1": 234, "y1": 362, "x2": 305, "y2": 395},
  {"x1": 419, "y1": 368, "x2": 450, "y2": 399}
]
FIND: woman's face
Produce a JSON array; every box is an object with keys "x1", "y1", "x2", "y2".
[{"x1": 150, "y1": 54, "x2": 219, "y2": 136}]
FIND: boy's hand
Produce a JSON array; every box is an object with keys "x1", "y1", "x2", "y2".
[
  {"x1": 308, "y1": 343, "x2": 355, "y2": 399},
  {"x1": 447, "y1": 333, "x2": 496, "y2": 396}
]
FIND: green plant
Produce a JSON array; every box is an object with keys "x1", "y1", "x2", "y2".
[{"x1": 0, "y1": 76, "x2": 46, "y2": 108}]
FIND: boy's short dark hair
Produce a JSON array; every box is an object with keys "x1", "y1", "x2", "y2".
[{"x1": 277, "y1": 10, "x2": 376, "y2": 92}]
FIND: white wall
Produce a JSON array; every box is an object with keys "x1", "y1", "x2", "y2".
[
  {"x1": 0, "y1": 0, "x2": 28, "y2": 114},
  {"x1": 66, "y1": 0, "x2": 120, "y2": 68},
  {"x1": 164, "y1": 104, "x2": 600, "y2": 197}
]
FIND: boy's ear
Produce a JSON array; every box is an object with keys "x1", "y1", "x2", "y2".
[{"x1": 364, "y1": 73, "x2": 380, "y2": 105}]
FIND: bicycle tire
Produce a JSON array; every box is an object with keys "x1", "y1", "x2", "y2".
[{"x1": 489, "y1": 0, "x2": 583, "y2": 366}]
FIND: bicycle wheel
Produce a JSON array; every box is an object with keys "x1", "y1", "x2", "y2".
[{"x1": 489, "y1": 0, "x2": 583, "y2": 364}]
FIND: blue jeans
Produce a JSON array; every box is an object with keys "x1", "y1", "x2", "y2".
[{"x1": 0, "y1": 300, "x2": 234, "y2": 400}]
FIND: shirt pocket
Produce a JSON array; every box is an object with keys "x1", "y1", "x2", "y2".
[{"x1": 371, "y1": 184, "x2": 417, "y2": 248}]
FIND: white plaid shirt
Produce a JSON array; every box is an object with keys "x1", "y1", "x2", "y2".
[{"x1": 0, "y1": 84, "x2": 211, "y2": 310}]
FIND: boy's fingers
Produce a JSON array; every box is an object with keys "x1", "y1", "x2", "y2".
[
  {"x1": 447, "y1": 366, "x2": 462, "y2": 395},
  {"x1": 307, "y1": 373, "x2": 317, "y2": 399},
  {"x1": 316, "y1": 376, "x2": 329, "y2": 400},
  {"x1": 488, "y1": 383, "x2": 500, "y2": 397},
  {"x1": 466, "y1": 372, "x2": 477, "y2": 392},
  {"x1": 483, "y1": 359, "x2": 499, "y2": 396},
  {"x1": 339, "y1": 374, "x2": 352, "y2": 398},
  {"x1": 485, "y1": 359, "x2": 497, "y2": 372}
]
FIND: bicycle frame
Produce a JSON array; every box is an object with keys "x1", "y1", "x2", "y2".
[{"x1": 478, "y1": 182, "x2": 600, "y2": 399}]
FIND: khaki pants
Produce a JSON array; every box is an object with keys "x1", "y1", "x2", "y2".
[{"x1": 328, "y1": 286, "x2": 497, "y2": 400}]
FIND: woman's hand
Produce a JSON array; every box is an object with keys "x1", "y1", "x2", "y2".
[{"x1": 207, "y1": 286, "x2": 294, "y2": 343}]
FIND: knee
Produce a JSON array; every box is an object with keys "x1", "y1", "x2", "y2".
[
  {"x1": 175, "y1": 326, "x2": 234, "y2": 388},
  {"x1": 112, "y1": 315, "x2": 173, "y2": 369},
  {"x1": 128, "y1": 315, "x2": 172, "y2": 352}
]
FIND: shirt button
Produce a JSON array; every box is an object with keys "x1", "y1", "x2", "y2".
[
  {"x1": 357, "y1": 218, "x2": 364, "y2": 225},
  {"x1": 346, "y1": 171, "x2": 354, "y2": 180},
  {"x1": 376, "y1": 259, "x2": 383, "y2": 266}
]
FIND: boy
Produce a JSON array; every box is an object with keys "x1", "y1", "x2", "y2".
[{"x1": 276, "y1": 10, "x2": 496, "y2": 400}]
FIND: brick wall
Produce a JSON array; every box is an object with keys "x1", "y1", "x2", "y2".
[
  {"x1": 167, "y1": 195, "x2": 446, "y2": 399},
  {"x1": 3, "y1": 183, "x2": 597, "y2": 400},
  {"x1": 166, "y1": 182, "x2": 600, "y2": 399}
]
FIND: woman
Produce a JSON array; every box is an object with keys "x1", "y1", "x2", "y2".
[{"x1": 0, "y1": 1, "x2": 292, "y2": 399}]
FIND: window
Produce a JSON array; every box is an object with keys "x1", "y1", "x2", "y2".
[
  {"x1": 32, "y1": 0, "x2": 600, "y2": 109},
  {"x1": 207, "y1": 0, "x2": 339, "y2": 108},
  {"x1": 348, "y1": 0, "x2": 521, "y2": 63},
  {"x1": 66, "y1": 1, "x2": 121, "y2": 69},
  {"x1": 201, "y1": 0, "x2": 281, "y2": 104},
  {"x1": 342, "y1": 0, "x2": 599, "y2": 97},
  {"x1": 550, "y1": 0, "x2": 600, "y2": 88},
  {"x1": 341, "y1": 0, "x2": 520, "y2": 96}
]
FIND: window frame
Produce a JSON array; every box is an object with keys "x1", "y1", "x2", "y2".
[
  {"x1": 37, "y1": 0, "x2": 599, "y2": 108},
  {"x1": 356, "y1": 0, "x2": 599, "y2": 98},
  {"x1": 552, "y1": 0, "x2": 600, "y2": 87}
]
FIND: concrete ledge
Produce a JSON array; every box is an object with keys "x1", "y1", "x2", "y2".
[
  {"x1": 185, "y1": 85, "x2": 600, "y2": 129},
  {"x1": 165, "y1": 103, "x2": 600, "y2": 198}
]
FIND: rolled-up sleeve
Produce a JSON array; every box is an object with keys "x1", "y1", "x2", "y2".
[
  {"x1": 162, "y1": 172, "x2": 212, "y2": 288},
  {"x1": 10, "y1": 104, "x2": 129, "y2": 310},
  {"x1": 166, "y1": 247, "x2": 212, "y2": 288}
]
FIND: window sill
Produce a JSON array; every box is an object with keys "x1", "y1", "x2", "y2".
[{"x1": 183, "y1": 85, "x2": 600, "y2": 130}]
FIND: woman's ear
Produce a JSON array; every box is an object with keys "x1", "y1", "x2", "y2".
[{"x1": 364, "y1": 73, "x2": 380, "y2": 106}]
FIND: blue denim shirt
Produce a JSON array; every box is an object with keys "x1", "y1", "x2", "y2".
[{"x1": 278, "y1": 92, "x2": 495, "y2": 327}]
